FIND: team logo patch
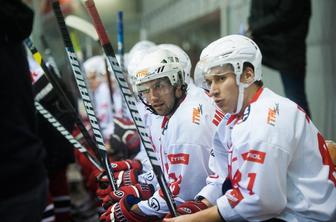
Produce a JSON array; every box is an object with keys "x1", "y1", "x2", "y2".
[
  {"x1": 242, "y1": 150, "x2": 266, "y2": 164},
  {"x1": 148, "y1": 197, "x2": 160, "y2": 211},
  {"x1": 192, "y1": 105, "x2": 202, "y2": 125},
  {"x1": 267, "y1": 103, "x2": 279, "y2": 126},
  {"x1": 226, "y1": 188, "x2": 243, "y2": 208},
  {"x1": 168, "y1": 153, "x2": 189, "y2": 165}
]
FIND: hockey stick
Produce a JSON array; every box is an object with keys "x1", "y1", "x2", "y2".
[
  {"x1": 116, "y1": 11, "x2": 129, "y2": 119},
  {"x1": 51, "y1": 0, "x2": 117, "y2": 191},
  {"x1": 65, "y1": 15, "x2": 99, "y2": 41},
  {"x1": 84, "y1": 0, "x2": 178, "y2": 216},
  {"x1": 24, "y1": 38, "x2": 101, "y2": 162},
  {"x1": 66, "y1": 14, "x2": 116, "y2": 116},
  {"x1": 117, "y1": 11, "x2": 125, "y2": 69},
  {"x1": 40, "y1": 35, "x2": 62, "y2": 78},
  {"x1": 35, "y1": 101, "x2": 103, "y2": 171}
]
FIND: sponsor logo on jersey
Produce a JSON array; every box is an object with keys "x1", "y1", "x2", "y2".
[
  {"x1": 267, "y1": 103, "x2": 279, "y2": 126},
  {"x1": 242, "y1": 150, "x2": 266, "y2": 164},
  {"x1": 192, "y1": 106, "x2": 201, "y2": 125},
  {"x1": 167, "y1": 153, "x2": 190, "y2": 165},
  {"x1": 212, "y1": 108, "x2": 225, "y2": 126},
  {"x1": 148, "y1": 197, "x2": 160, "y2": 211},
  {"x1": 226, "y1": 188, "x2": 243, "y2": 208}
]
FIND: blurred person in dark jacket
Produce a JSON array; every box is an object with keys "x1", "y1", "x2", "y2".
[
  {"x1": 0, "y1": 1, "x2": 48, "y2": 222},
  {"x1": 247, "y1": 0, "x2": 311, "y2": 117}
]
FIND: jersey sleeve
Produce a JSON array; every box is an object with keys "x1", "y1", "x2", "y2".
[{"x1": 217, "y1": 140, "x2": 290, "y2": 221}]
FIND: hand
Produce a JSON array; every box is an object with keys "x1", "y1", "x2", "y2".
[
  {"x1": 96, "y1": 169, "x2": 140, "y2": 195},
  {"x1": 164, "y1": 200, "x2": 208, "y2": 218},
  {"x1": 163, "y1": 214, "x2": 198, "y2": 222},
  {"x1": 100, "y1": 183, "x2": 154, "y2": 209},
  {"x1": 99, "y1": 195, "x2": 158, "y2": 222},
  {"x1": 326, "y1": 140, "x2": 336, "y2": 164}
]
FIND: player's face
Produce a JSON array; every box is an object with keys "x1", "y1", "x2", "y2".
[
  {"x1": 138, "y1": 77, "x2": 176, "y2": 116},
  {"x1": 205, "y1": 66, "x2": 238, "y2": 114},
  {"x1": 87, "y1": 72, "x2": 101, "y2": 91}
]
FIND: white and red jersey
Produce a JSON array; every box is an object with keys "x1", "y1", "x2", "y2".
[
  {"x1": 208, "y1": 87, "x2": 336, "y2": 221},
  {"x1": 137, "y1": 84, "x2": 223, "y2": 217},
  {"x1": 92, "y1": 82, "x2": 116, "y2": 139}
]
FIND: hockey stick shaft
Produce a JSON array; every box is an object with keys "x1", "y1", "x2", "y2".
[
  {"x1": 24, "y1": 38, "x2": 101, "y2": 162},
  {"x1": 104, "y1": 58, "x2": 115, "y2": 114},
  {"x1": 84, "y1": 0, "x2": 178, "y2": 216},
  {"x1": 51, "y1": 0, "x2": 117, "y2": 191},
  {"x1": 117, "y1": 11, "x2": 124, "y2": 69},
  {"x1": 117, "y1": 11, "x2": 129, "y2": 119},
  {"x1": 35, "y1": 101, "x2": 103, "y2": 171},
  {"x1": 40, "y1": 35, "x2": 62, "y2": 78}
]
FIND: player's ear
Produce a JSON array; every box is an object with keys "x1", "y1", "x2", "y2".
[{"x1": 240, "y1": 66, "x2": 255, "y2": 85}]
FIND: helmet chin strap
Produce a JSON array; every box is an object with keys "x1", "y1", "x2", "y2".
[
  {"x1": 234, "y1": 84, "x2": 245, "y2": 114},
  {"x1": 234, "y1": 74, "x2": 252, "y2": 115}
]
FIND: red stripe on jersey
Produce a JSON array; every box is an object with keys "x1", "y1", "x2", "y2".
[
  {"x1": 212, "y1": 109, "x2": 225, "y2": 126},
  {"x1": 297, "y1": 105, "x2": 311, "y2": 123}
]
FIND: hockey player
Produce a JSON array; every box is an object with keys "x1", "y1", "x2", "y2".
[
  {"x1": 165, "y1": 35, "x2": 336, "y2": 222},
  {"x1": 83, "y1": 55, "x2": 122, "y2": 139},
  {"x1": 99, "y1": 47, "x2": 222, "y2": 221}
]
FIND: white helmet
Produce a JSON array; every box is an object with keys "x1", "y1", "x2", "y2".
[
  {"x1": 196, "y1": 35, "x2": 262, "y2": 114},
  {"x1": 128, "y1": 40, "x2": 156, "y2": 58},
  {"x1": 134, "y1": 48, "x2": 184, "y2": 92},
  {"x1": 158, "y1": 44, "x2": 192, "y2": 84},
  {"x1": 127, "y1": 42, "x2": 157, "y2": 88},
  {"x1": 83, "y1": 55, "x2": 106, "y2": 79}
]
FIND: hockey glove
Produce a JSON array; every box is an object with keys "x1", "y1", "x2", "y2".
[
  {"x1": 96, "y1": 169, "x2": 140, "y2": 195},
  {"x1": 164, "y1": 200, "x2": 208, "y2": 218},
  {"x1": 110, "y1": 159, "x2": 142, "y2": 172},
  {"x1": 101, "y1": 183, "x2": 155, "y2": 209},
  {"x1": 99, "y1": 195, "x2": 158, "y2": 222}
]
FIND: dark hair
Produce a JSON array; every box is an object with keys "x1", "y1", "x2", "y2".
[{"x1": 243, "y1": 62, "x2": 263, "y2": 87}]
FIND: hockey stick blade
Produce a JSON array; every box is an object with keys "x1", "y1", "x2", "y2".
[
  {"x1": 52, "y1": 0, "x2": 117, "y2": 191},
  {"x1": 65, "y1": 15, "x2": 99, "y2": 41},
  {"x1": 84, "y1": 0, "x2": 178, "y2": 216}
]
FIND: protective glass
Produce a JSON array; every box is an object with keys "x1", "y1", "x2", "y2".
[
  {"x1": 195, "y1": 62, "x2": 235, "y2": 90},
  {"x1": 137, "y1": 77, "x2": 172, "y2": 103}
]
